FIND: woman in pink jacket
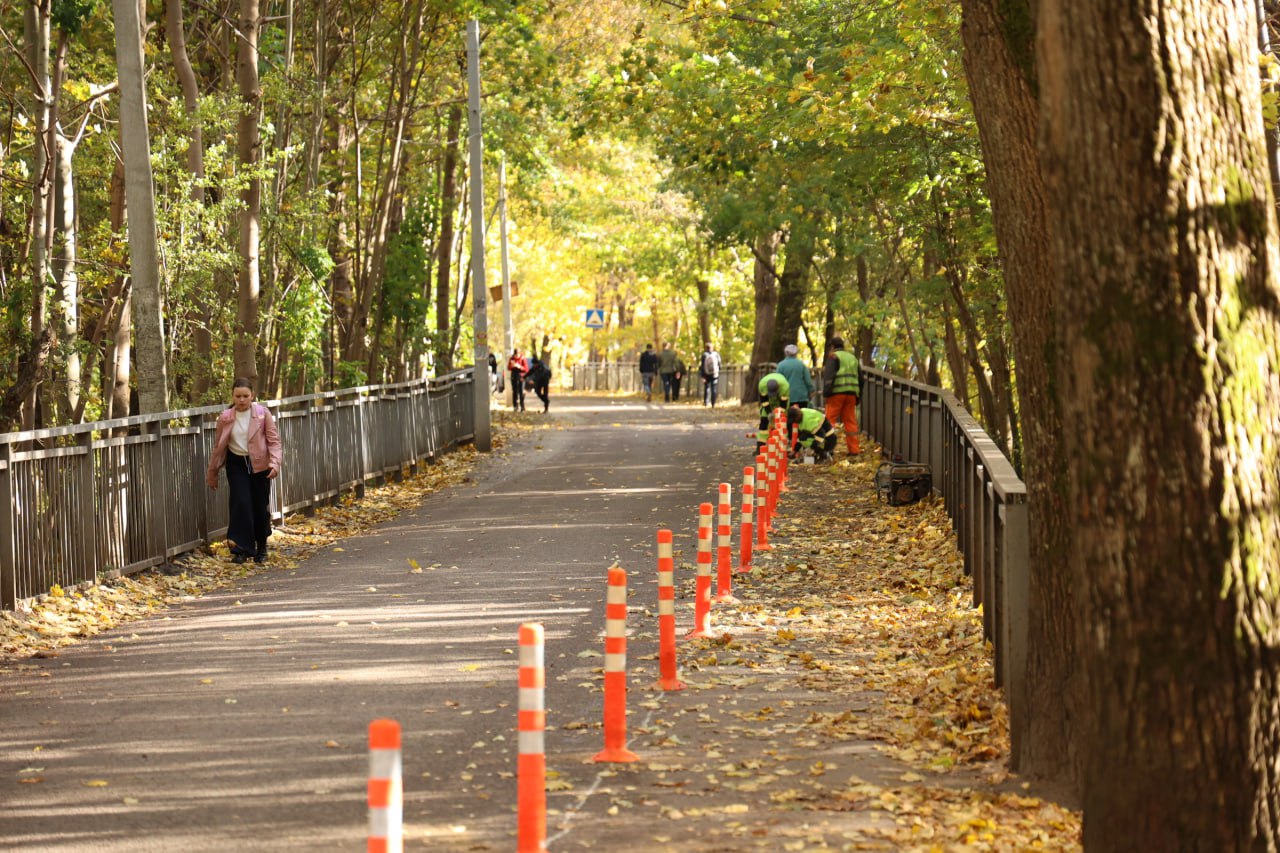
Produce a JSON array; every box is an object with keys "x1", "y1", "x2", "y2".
[{"x1": 206, "y1": 378, "x2": 283, "y2": 563}]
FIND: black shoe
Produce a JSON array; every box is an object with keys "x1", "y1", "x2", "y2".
[
  {"x1": 254, "y1": 553, "x2": 267, "y2": 564},
  {"x1": 232, "y1": 553, "x2": 247, "y2": 564}
]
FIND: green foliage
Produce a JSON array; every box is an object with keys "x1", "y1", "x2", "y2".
[{"x1": 51, "y1": 0, "x2": 102, "y2": 35}]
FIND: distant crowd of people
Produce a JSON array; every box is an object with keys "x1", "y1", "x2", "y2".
[
  {"x1": 639, "y1": 337, "x2": 861, "y2": 461},
  {"x1": 638, "y1": 342, "x2": 722, "y2": 406}
]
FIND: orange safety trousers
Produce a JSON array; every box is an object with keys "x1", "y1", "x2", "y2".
[{"x1": 824, "y1": 393, "x2": 860, "y2": 454}]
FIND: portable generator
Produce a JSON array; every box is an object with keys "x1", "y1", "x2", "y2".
[{"x1": 874, "y1": 460, "x2": 933, "y2": 506}]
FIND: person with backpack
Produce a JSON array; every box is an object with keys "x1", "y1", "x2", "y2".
[
  {"x1": 699, "y1": 343, "x2": 722, "y2": 407},
  {"x1": 528, "y1": 356, "x2": 552, "y2": 412}
]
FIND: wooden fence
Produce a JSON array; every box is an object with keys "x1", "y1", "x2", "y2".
[
  {"x1": 0, "y1": 369, "x2": 477, "y2": 610},
  {"x1": 859, "y1": 365, "x2": 1030, "y2": 757}
]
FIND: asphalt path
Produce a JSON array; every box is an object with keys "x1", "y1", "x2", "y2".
[{"x1": 2, "y1": 394, "x2": 758, "y2": 851}]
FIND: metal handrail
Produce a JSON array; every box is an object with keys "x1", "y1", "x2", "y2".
[
  {"x1": 0, "y1": 368, "x2": 478, "y2": 610},
  {"x1": 859, "y1": 364, "x2": 1029, "y2": 748}
]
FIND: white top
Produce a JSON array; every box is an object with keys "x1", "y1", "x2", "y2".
[{"x1": 229, "y1": 409, "x2": 252, "y2": 456}]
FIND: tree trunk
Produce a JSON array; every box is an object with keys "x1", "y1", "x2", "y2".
[
  {"x1": 164, "y1": 0, "x2": 209, "y2": 399},
  {"x1": 960, "y1": 0, "x2": 1079, "y2": 790},
  {"x1": 942, "y1": 308, "x2": 969, "y2": 406},
  {"x1": 327, "y1": 117, "x2": 355, "y2": 370},
  {"x1": 81, "y1": 160, "x2": 130, "y2": 423},
  {"x1": 109, "y1": 285, "x2": 133, "y2": 420},
  {"x1": 855, "y1": 254, "x2": 874, "y2": 363},
  {"x1": 748, "y1": 231, "x2": 781, "y2": 372},
  {"x1": 434, "y1": 102, "x2": 463, "y2": 373},
  {"x1": 22, "y1": 0, "x2": 52, "y2": 430},
  {"x1": 52, "y1": 129, "x2": 81, "y2": 422},
  {"x1": 112, "y1": 0, "x2": 168, "y2": 413},
  {"x1": 695, "y1": 277, "x2": 711, "y2": 347},
  {"x1": 233, "y1": 0, "x2": 261, "y2": 386},
  {"x1": 1039, "y1": 0, "x2": 1280, "y2": 846},
  {"x1": 359, "y1": 2, "x2": 424, "y2": 381},
  {"x1": 770, "y1": 220, "x2": 816, "y2": 360}
]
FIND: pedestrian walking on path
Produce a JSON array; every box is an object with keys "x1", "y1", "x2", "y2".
[
  {"x1": 528, "y1": 356, "x2": 552, "y2": 412},
  {"x1": 700, "y1": 342, "x2": 722, "y2": 407},
  {"x1": 657, "y1": 343, "x2": 678, "y2": 401},
  {"x1": 673, "y1": 354, "x2": 688, "y2": 400},
  {"x1": 822, "y1": 337, "x2": 861, "y2": 455},
  {"x1": 639, "y1": 344, "x2": 659, "y2": 402},
  {"x1": 508, "y1": 348, "x2": 529, "y2": 412},
  {"x1": 205, "y1": 378, "x2": 282, "y2": 564}
]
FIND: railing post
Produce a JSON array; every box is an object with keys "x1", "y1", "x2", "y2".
[
  {"x1": 148, "y1": 418, "x2": 171, "y2": 562},
  {"x1": 1000, "y1": 497, "x2": 1029, "y2": 769},
  {"x1": 0, "y1": 440, "x2": 14, "y2": 610},
  {"x1": 77, "y1": 431, "x2": 98, "y2": 582}
]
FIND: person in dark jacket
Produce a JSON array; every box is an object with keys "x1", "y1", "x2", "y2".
[
  {"x1": 508, "y1": 349, "x2": 529, "y2": 412},
  {"x1": 657, "y1": 343, "x2": 678, "y2": 402},
  {"x1": 528, "y1": 356, "x2": 552, "y2": 412},
  {"x1": 639, "y1": 344, "x2": 659, "y2": 402}
]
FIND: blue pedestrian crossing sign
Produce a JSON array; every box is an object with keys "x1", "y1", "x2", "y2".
[{"x1": 584, "y1": 308, "x2": 606, "y2": 329}]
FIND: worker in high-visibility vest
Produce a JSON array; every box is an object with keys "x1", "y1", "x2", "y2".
[
  {"x1": 756, "y1": 371, "x2": 790, "y2": 451},
  {"x1": 787, "y1": 404, "x2": 837, "y2": 462},
  {"x1": 822, "y1": 337, "x2": 860, "y2": 455}
]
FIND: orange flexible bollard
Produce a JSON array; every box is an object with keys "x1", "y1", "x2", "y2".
[
  {"x1": 594, "y1": 566, "x2": 638, "y2": 763},
  {"x1": 654, "y1": 530, "x2": 685, "y2": 691},
  {"x1": 755, "y1": 455, "x2": 771, "y2": 551},
  {"x1": 739, "y1": 466, "x2": 754, "y2": 573},
  {"x1": 775, "y1": 409, "x2": 790, "y2": 493},
  {"x1": 517, "y1": 623, "x2": 547, "y2": 852},
  {"x1": 765, "y1": 435, "x2": 780, "y2": 522},
  {"x1": 368, "y1": 719, "x2": 403, "y2": 853},
  {"x1": 686, "y1": 503, "x2": 714, "y2": 638},
  {"x1": 715, "y1": 483, "x2": 736, "y2": 602}
]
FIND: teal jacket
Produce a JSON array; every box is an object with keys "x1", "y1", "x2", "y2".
[{"x1": 775, "y1": 356, "x2": 814, "y2": 403}]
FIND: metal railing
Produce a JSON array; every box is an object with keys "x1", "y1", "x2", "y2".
[
  {"x1": 570, "y1": 361, "x2": 752, "y2": 402},
  {"x1": 859, "y1": 365, "x2": 1028, "y2": 746},
  {"x1": 1, "y1": 369, "x2": 477, "y2": 610}
]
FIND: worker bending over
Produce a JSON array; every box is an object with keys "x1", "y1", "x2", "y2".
[{"x1": 787, "y1": 404, "x2": 837, "y2": 462}]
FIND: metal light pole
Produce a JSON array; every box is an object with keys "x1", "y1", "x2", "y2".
[
  {"x1": 499, "y1": 156, "x2": 514, "y2": 409},
  {"x1": 466, "y1": 20, "x2": 491, "y2": 451}
]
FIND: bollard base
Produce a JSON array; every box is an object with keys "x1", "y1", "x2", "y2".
[
  {"x1": 755, "y1": 543, "x2": 773, "y2": 551},
  {"x1": 593, "y1": 747, "x2": 639, "y2": 763},
  {"x1": 737, "y1": 564, "x2": 752, "y2": 573},
  {"x1": 683, "y1": 628, "x2": 710, "y2": 640},
  {"x1": 656, "y1": 677, "x2": 687, "y2": 691},
  {"x1": 715, "y1": 592, "x2": 739, "y2": 604}
]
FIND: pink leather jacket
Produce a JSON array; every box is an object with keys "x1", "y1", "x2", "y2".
[{"x1": 206, "y1": 403, "x2": 283, "y2": 487}]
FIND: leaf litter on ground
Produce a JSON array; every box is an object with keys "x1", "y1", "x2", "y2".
[{"x1": 540, "y1": 428, "x2": 1080, "y2": 852}]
